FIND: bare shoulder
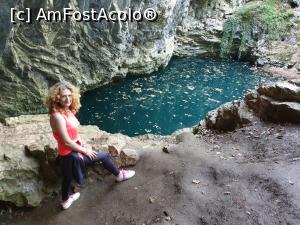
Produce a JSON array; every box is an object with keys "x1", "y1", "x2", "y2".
[
  {"x1": 50, "y1": 112, "x2": 64, "y2": 121},
  {"x1": 50, "y1": 113, "x2": 65, "y2": 131}
]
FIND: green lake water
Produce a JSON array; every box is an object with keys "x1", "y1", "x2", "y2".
[{"x1": 78, "y1": 57, "x2": 274, "y2": 136}]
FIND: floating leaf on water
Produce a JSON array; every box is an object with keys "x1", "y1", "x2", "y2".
[
  {"x1": 215, "y1": 88, "x2": 223, "y2": 93},
  {"x1": 136, "y1": 97, "x2": 147, "y2": 101},
  {"x1": 187, "y1": 85, "x2": 195, "y2": 91},
  {"x1": 153, "y1": 124, "x2": 160, "y2": 129},
  {"x1": 208, "y1": 98, "x2": 220, "y2": 103},
  {"x1": 132, "y1": 87, "x2": 142, "y2": 93}
]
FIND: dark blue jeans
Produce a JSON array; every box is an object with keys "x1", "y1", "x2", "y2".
[{"x1": 60, "y1": 151, "x2": 120, "y2": 201}]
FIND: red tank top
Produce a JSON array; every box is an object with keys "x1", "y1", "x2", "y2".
[{"x1": 52, "y1": 111, "x2": 80, "y2": 156}]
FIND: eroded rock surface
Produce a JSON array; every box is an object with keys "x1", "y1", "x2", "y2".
[
  {"x1": 202, "y1": 81, "x2": 300, "y2": 131},
  {"x1": 174, "y1": 0, "x2": 245, "y2": 56},
  {"x1": 0, "y1": 144, "x2": 43, "y2": 207},
  {"x1": 0, "y1": 114, "x2": 173, "y2": 207},
  {"x1": 205, "y1": 101, "x2": 254, "y2": 131},
  {"x1": 245, "y1": 81, "x2": 300, "y2": 123}
]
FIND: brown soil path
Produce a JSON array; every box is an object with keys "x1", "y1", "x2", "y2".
[{"x1": 2, "y1": 122, "x2": 300, "y2": 225}]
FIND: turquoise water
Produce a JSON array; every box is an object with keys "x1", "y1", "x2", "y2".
[{"x1": 78, "y1": 57, "x2": 273, "y2": 136}]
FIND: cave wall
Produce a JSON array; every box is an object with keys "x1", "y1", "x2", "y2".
[{"x1": 0, "y1": 0, "x2": 187, "y2": 119}]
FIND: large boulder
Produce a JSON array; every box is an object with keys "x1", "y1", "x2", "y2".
[
  {"x1": 205, "y1": 101, "x2": 254, "y2": 131},
  {"x1": 203, "y1": 81, "x2": 300, "y2": 132},
  {"x1": 0, "y1": 144, "x2": 44, "y2": 207},
  {"x1": 245, "y1": 82, "x2": 300, "y2": 123},
  {"x1": 257, "y1": 81, "x2": 300, "y2": 103}
]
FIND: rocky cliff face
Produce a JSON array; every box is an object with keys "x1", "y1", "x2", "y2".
[
  {"x1": 0, "y1": 0, "x2": 187, "y2": 119},
  {"x1": 174, "y1": 0, "x2": 246, "y2": 56},
  {"x1": 0, "y1": 0, "x2": 250, "y2": 119},
  {"x1": 1, "y1": 0, "x2": 299, "y2": 119}
]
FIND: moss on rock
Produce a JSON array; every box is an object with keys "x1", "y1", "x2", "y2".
[{"x1": 220, "y1": 0, "x2": 294, "y2": 59}]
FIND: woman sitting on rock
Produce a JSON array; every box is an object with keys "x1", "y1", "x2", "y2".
[{"x1": 46, "y1": 81, "x2": 135, "y2": 210}]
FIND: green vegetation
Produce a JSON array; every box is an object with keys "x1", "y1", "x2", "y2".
[{"x1": 220, "y1": 0, "x2": 294, "y2": 59}]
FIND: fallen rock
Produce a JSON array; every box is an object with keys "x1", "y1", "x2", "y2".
[
  {"x1": 120, "y1": 148, "x2": 140, "y2": 167},
  {"x1": 162, "y1": 146, "x2": 170, "y2": 153},
  {"x1": 149, "y1": 196, "x2": 156, "y2": 203},
  {"x1": 107, "y1": 134, "x2": 130, "y2": 150},
  {"x1": 205, "y1": 101, "x2": 253, "y2": 131},
  {"x1": 108, "y1": 145, "x2": 120, "y2": 157}
]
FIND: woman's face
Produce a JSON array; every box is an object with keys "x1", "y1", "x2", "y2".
[{"x1": 59, "y1": 88, "x2": 72, "y2": 109}]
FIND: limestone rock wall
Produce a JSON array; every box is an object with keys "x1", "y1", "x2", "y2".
[
  {"x1": 174, "y1": 0, "x2": 246, "y2": 56},
  {"x1": 0, "y1": 0, "x2": 186, "y2": 119},
  {"x1": 1, "y1": 0, "x2": 299, "y2": 120}
]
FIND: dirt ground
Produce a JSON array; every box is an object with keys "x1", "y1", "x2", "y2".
[{"x1": 1, "y1": 121, "x2": 300, "y2": 225}]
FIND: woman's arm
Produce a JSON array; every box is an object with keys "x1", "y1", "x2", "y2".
[{"x1": 50, "y1": 113, "x2": 96, "y2": 159}]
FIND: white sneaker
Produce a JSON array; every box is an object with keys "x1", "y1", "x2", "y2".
[
  {"x1": 116, "y1": 169, "x2": 135, "y2": 182},
  {"x1": 61, "y1": 192, "x2": 80, "y2": 210}
]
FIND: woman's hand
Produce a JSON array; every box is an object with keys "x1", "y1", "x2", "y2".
[
  {"x1": 76, "y1": 138, "x2": 85, "y2": 147},
  {"x1": 79, "y1": 138, "x2": 86, "y2": 147},
  {"x1": 84, "y1": 148, "x2": 97, "y2": 160}
]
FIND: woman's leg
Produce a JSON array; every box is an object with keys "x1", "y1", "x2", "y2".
[
  {"x1": 83, "y1": 152, "x2": 120, "y2": 176},
  {"x1": 60, "y1": 153, "x2": 75, "y2": 201}
]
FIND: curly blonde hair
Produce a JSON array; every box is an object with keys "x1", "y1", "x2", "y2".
[{"x1": 46, "y1": 81, "x2": 81, "y2": 114}]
